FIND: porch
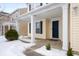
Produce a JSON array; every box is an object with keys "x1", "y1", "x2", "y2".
[
  {"x1": 15, "y1": 3, "x2": 69, "y2": 50},
  {"x1": 31, "y1": 39, "x2": 62, "y2": 49},
  {"x1": 23, "y1": 39, "x2": 62, "y2": 56}
]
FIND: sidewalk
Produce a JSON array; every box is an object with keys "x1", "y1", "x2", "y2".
[{"x1": 24, "y1": 39, "x2": 62, "y2": 56}]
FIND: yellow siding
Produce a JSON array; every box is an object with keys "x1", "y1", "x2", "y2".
[
  {"x1": 46, "y1": 16, "x2": 62, "y2": 40},
  {"x1": 19, "y1": 20, "x2": 28, "y2": 36},
  {"x1": 46, "y1": 18, "x2": 51, "y2": 39},
  {"x1": 20, "y1": 8, "x2": 27, "y2": 15},
  {"x1": 28, "y1": 19, "x2": 46, "y2": 39},
  {"x1": 0, "y1": 16, "x2": 10, "y2": 22},
  {"x1": 35, "y1": 19, "x2": 46, "y2": 39},
  {"x1": 70, "y1": 4, "x2": 79, "y2": 52},
  {"x1": 28, "y1": 16, "x2": 62, "y2": 40}
]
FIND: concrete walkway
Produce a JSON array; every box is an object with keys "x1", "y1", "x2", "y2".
[{"x1": 23, "y1": 39, "x2": 62, "y2": 56}]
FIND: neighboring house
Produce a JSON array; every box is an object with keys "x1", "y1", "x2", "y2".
[
  {"x1": 0, "y1": 8, "x2": 28, "y2": 36},
  {"x1": 14, "y1": 3, "x2": 79, "y2": 53},
  {"x1": 10, "y1": 8, "x2": 28, "y2": 36},
  {"x1": 0, "y1": 11, "x2": 10, "y2": 35}
]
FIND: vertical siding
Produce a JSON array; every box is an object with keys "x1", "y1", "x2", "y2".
[{"x1": 70, "y1": 4, "x2": 79, "y2": 52}]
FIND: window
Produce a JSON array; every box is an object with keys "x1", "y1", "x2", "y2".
[
  {"x1": 29, "y1": 4, "x2": 31, "y2": 11},
  {"x1": 29, "y1": 23, "x2": 31, "y2": 33},
  {"x1": 40, "y1": 3, "x2": 43, "y2": 6},
  {"x1": 36, "y1": 21, "x2": 42, "y2": 34},
  {"x1": 10, "y1": 25, "x2": 15, "y2": 30},
  {"x1": 46, "y1": 3, "x2": 48, "y2": 4},
  {"x1": 11, "y1": 18, "x2": 14, "y2": 21},
  {"x1": 10, "y1": 25, "x2": 13, "y2": 29},
  {"x1": 5, "y1": 25, "x2": 8, "y2": 33}
]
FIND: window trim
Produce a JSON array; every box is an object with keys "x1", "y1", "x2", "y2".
[{"x1": 36, "y1": 21, "x2": 43, "y2": 34}]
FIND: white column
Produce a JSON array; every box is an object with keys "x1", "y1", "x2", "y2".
[
  {"x1": 62, "y1": 4, "x2": 68, "y2": 50},
  {"x1": 31, "y1": 15, "x2": 35, "y2": 43},
  {"x1": 3, "y1": 25, "x2": 5, "y2": 35},
  {"x1": 8, "y1": 24, "x2": 10, "y2": 30},
  {"x1": 15, "y1": 20, "x2": 19, "y2": 33},
  {"x1": 1, "y1": 25, "x2": 3, "y2": 35},
  {"x1": 0, "y1": 25, "x2": 2, "y2": 35}
]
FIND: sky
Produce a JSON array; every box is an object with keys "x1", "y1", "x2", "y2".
[{"x1": 0, "y1": 3, "x2": 27, "y2": 13}]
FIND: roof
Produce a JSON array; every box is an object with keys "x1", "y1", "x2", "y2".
[
  {"x1": 0, "y1": 11, "x2": 9, "y2": 17},
  {"x1": 10, "y1": 8, "x2": 27, "y2": 15}
]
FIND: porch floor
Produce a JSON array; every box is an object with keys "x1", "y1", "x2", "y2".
[{"x1": 23, "y1": 39, "x2": 62, "y2": 56}]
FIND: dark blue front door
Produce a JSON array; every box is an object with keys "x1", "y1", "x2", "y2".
[{"x1": 52, "y1": 21, "x2": 59, "y2": 38}]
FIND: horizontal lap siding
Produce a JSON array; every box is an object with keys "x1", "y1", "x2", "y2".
[
  {"x1": 28, "y1": 19, "x2": 46, "y2": 39},
  {"x1": 71, "y1": 4, "x2": 79, "y2": 52},
  {"x1": 46, "y1": 18, "x2": 51, "y2": 39},
  {"x1": 19, "y1": 20, "x2": 28, "y2": 36}
]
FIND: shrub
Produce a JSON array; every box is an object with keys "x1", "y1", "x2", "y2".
[
  {"x1": 67, "y1": 48, "x2": 73, "y2": 56},
  {"x1": 45, "y1": 43, "x2": 51, "y2": 50},
  {"x1": 5, "y1": 29, "x2": 19, "y2": 41}
]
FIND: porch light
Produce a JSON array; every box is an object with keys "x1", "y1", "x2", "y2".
[
  {"x1": 73, "y1": 6, "x2": 78, "y2": 11},
  {"x1": 73, "y1": 6, "x2": 78, "y2": 15}
]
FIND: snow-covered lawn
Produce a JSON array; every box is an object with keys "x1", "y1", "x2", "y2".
[
  {"x1": 34, "y1": 46, "x2": 67, "y2": 56},
  {"x1": 0, "y1": 36, "x2": 35, "y2": 56},
  {"x1": 0, "y1": 36, "x2": 7, "y2": 43}
]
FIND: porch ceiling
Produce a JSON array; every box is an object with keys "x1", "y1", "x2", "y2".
[
  {"x1": 15, "y1": 3, "x2": 63, "y2": 21},
  {"x1": 26, "y1": 7, "x2": 62, "y2": 22},
  {"x1": 35, "y1": 7, "x2": 62, "y2": 20}
]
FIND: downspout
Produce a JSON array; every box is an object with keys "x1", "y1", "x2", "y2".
[{"x1": 68, "y1": 3, "x2": 71, "y2": 49}]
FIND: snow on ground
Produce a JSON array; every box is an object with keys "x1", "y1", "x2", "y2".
[
  {"x1": 0, "y1": 36, "x2": 35, "y2": 56},
  {"x1": 0, "y1": 36, "x2": 7, "y2": 43},
  {"x1": 34, "y1": 46, "x2": 67, "y2": 56}
]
